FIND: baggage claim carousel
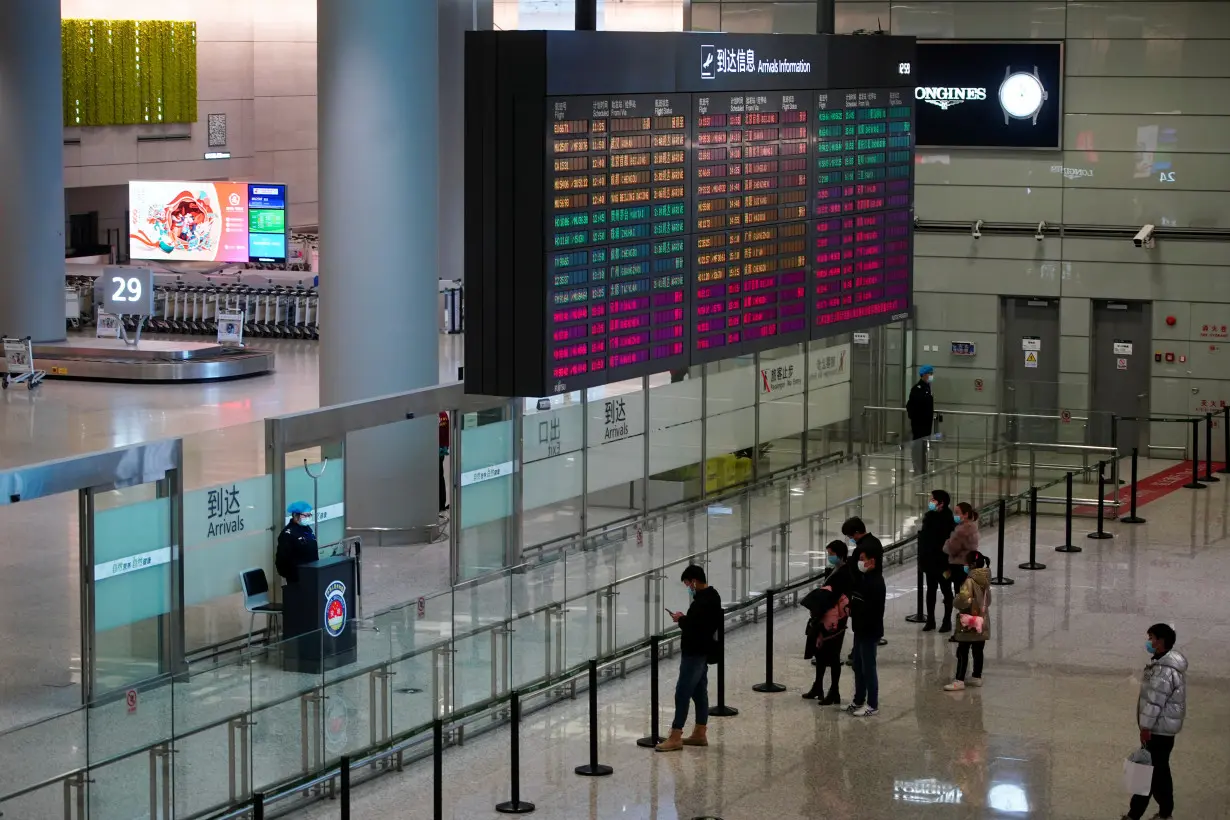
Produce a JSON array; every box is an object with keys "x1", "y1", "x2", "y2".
[{"x1": 34, "y1": 338, "x2": 274, "y2": 382}]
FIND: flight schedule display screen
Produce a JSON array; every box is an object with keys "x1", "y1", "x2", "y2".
[
  {"x1": 691, "y1": 92, "x2": 811, "y2": 363},
  {"x1": 812, "y1": 89, "x2": 913, "y2": 336},
  {"x1": 466, "y1": 31, "x2": 916, "y2": 397},
  {"x1": 546, "y1": 94, "x2": 691, "y2": 383}
]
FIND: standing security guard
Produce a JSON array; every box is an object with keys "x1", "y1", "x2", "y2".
[
  {"x1": 906, "y1": 365, "x2": 936, "y2": 474},
  {"x1": 276, "y1": 501, "x2": 319, "y2": 584}
]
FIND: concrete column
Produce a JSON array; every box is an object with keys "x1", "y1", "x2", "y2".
[
  {"x1": 0, "y1": 0, "x2": 66, "y2": 343},
  {"x1": 318, "y1": 0, "x2": 441, "y2": 538},
  {"x1": 438, "y1": 0, "x2": 493, "y2": 285}
]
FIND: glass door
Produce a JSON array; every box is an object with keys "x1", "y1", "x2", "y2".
[{"x1": 83, "y1": 476, "x2": 179, "y2": 700}]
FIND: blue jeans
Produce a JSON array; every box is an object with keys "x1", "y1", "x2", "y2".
[
  {"x1": 672, "y1": 654, "x2": 710, "y2": 730},
  {"x1": 851, "y1": 635, "x2": 879, "y2": 710}
]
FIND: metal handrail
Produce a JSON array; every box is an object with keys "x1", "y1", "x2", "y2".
[{"x1": 862, "y1": 404, "x2": 1092, "y2": 423}]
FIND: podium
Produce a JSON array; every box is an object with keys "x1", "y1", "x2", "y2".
[{"x1": 282, "y1": 556, "x2": 358, "y2": 673}]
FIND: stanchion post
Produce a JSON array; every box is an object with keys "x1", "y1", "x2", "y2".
[
  {"x1": 1055, "y1": 471, "x2": 1082, "y2": 552},
  {"x1": 1121, "y1": 449, "x2": 1146, "y2": 524},
  {"x1": 636, "y1": 636, "x2": 665, "y2": 746},
  {"x1": 495, "y1": 692, "x2": 535, "y2": 814},
  {"x1": 904, "y1": 547, "x2": 927, "y2": 624},
  {"x1": 990, "y1": 499, "x2": 1014, "y2": 586},
  {"x1": 752, "y1": 591, "x2": 786, "y2": 693},
  {"x1": 339, "y1": 755, "x2": 350, "y2": 820},
  {"x1": 433, "y1": 719, "x2": 444, "y2": 820},
  {"x1": 1184, "y1": 418, "x2": 1206, "y2": 489},
  {"x1": 1219, "y1": 406, "x2": 1230, "y2": 475},
  {"x1": 709, "y1": 614, "x2": 738, "y2": 717},
  {"x1": 1018, "y1": 487, "x2": 1046, "y2": 570},
  {"x1": 1088, "y1": 460, "x2": 1114, "y2": 539},
  {"x1": 575, "y1": 659, "x2": 614, "y2": 776},
  {"x1": 252, "y1": 793, "x2": 265, "y2": 820},
  {"x1": 1204, "y1": 412, "x2": 1220, "y2": 482}
]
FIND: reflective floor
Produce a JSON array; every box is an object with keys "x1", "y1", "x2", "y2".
[{"x1": 295, "y1": 477, "x2": 1230, "y2": 820}]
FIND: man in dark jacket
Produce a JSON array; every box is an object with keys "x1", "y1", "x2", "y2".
[
  {"x1": 847, "y1": 540, "x2": 886, "y2": 718},
  {"x1": 906, "y1": 365, "x2": 936, "y2": 474},
  {"x1": 657, "y1": 564, "x2": 722, "y2": 751},
  {"x1": 918, "y1": 489, "x2": 958, "y2": 631},
  {"x1": 275, "y1": 501, "x2": 319, "y2": 584}
]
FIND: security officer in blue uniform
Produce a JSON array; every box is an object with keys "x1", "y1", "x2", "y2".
[{"x1": 276, "y1": 501, "x2": 319, "y2": 584}]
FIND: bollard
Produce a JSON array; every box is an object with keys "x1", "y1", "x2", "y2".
[
  {"x1": 575, "y1": 660, "x2": 613, "y2": 776},
  {"x1": 1220, "y1": 406, "x2": 1230, "y2": 475},
  {"x1": 752, "y1": 590, "x2": 787, "y2": 693},
  {"x1": 1088, "y1": 461, "x2": 1114, "y2": 539},
  {"x1": 905, "y1": 546, "x2": 927, "y2": 624},
  {"x1": 433, "y1": 719, "x2": 444, "y2": 820},
  {"x1": 1121, "y1": 449, "x2": 1146, "y2": 524},
  {"x1": 339, "y1": 756, "x2": 350, "y2": 820},
  {"x1": 495, "y1": 692, "x2": 535, "y2": 814},
  {"x1": 253, "y1": 793, "x2": 265, "y2": 820},
  {"x1": 990, "y1": 498, "x2": 1015, "y2": 586},
  {"x1": 1204, "y1": 413, "x2": 1220, "y2": 482},
  {"x1": 1018, "y1": 487, "x2": 1047, "y2": 570},
  {"x1": 636, "y1": 636, "x2": 665, "y2": 746},
  {"x1": 1184, "y1": 418, "x2": 1206, "y2": 489},
  {"x1": 709, "y1": 615, "x2": 738, "y2": 717},
  {"x1": 1055, "y1": 471, "x2": 1082, "y2": 552}
]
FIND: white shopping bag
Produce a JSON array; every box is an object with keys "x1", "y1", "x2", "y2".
[{"x1": 1123, "y1": 747, "x2": 1154, "y2": 795}]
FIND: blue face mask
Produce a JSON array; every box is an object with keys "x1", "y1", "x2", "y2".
[
  {"x1": 1146, "y1": 639, "x2": 1155, "y2": 655},
  {"x1": 927, "y1": 501, "x2": 937, "y2": 511},
  {"x1": 688, "y1": 586, "x2": 696, "y2": 600},
  {"x1": 963, "y1": 566, "x2": 970, "y2": 575},
  {"x1": 847, "y1": 537, "x2": 857, "y2": 548},
  {"x1": 827, "y1": 554, "x2": 839, "y2": 567},
  {"x1": 953, "y1": 514, "x2": 962, "y2": 524}
]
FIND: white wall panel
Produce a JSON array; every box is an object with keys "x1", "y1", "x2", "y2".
[
  {"x1": 1065, "y1": 2, "x2": 1230, "y2": 40},
  {"x1": 1066, "y1": 77, "x2": 1230, "y2": 116},
  {"x1": 888, "y1": 1, "x2": 1066, "y2": 38},
  {"x1": 1062, "y1": 187, "x2": 1230, "y2": 229},
  {"x1": 1065, "y1": 38, "x2": 1230, "y2": 78},
  {"x1": 915, "y1": 153, "x2": 1061, "y2": 187},
  {"x1": 1058, "y1": 151, "x2": 1230, "y2": 191},
  {"x1": 916, "y1": 184, "x2": 1063, "y2": 223}
]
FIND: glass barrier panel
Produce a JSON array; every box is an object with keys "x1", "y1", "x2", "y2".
[
  {"x1": 585, "y1": 379, "x2": 647, "y2": 530},
  {"x1": 320, "y1": 671, "x2": 373, "y2": 767},
  {"x1": 0, "y1": 779, "x2": 67, "y2": 819},
  {"x1": 88, "y1": 673, "x2": 175, "y2": 820},
  {"x1": 249, "y1": 630, "x2": 326, "y2": 796},
  {"x1": 389, "y1": 644, "x2": 437, "y2": 738},
  {"x1": 647, "y1": 367, "x2": 704, "y2": 510},
  {"x1": 457, "y1": 407, "x2": 515, "y2": 581},
  {"x1": 705, "y1": 354, "x2": 755, "y2": 491},
  {"x1": 521, "y1": 393, "x2": 584, "y2": 549},
  {"x1": 451, "y1": 627, "x2": 496, "y2": 712},
  {"x1": 0, "y1": 492, "x2": 84, "y2": 731},
  {"x1": 183, "y1": 473, "x2": 275, "y2": 655},
  {"x1": 91, "y1": 482, "x2": 175, "y2": 698},
  {"x1": 182, "y1": 420, "x2": 266, "y2": 492},
  {"x1": 758, "y1": 342, "x2": 807, "y2": 476},
  {"x1": 0, "y1": 708, "x2": 87, "y2": 804},
  {"x1": 562, "y1": 551, "x2": 601, "y2": 670}
]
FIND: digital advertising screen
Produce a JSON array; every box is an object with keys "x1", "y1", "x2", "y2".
[
  {"x1": 914, "y1": 41, "x2": 1063, "y2": 149},
  {"x1": 466, "y1": 31, "x2": 916, "y2": 397},
  {"x1": 128, "y1": 181, "x2": 289, "y2": 263}
]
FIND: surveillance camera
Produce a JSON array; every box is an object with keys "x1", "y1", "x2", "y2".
[
  {"x1": 972, "y1": 219, "x2": 984, "y2": 240},
  {"x1": 1035, "y1": 221, "x2": 1046, "y2": 241},
  {"x1": 1134, "y1": 224, "x2": 1155, "y2": 248}
]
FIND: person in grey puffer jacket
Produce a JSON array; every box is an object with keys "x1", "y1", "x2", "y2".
[{"x1": 1123, "y1": 622, "x2": 1186, "y2": 820}]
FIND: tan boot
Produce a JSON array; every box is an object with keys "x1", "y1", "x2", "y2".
[
  {"x1": 682, "y1": 725, "x2": 708, "y2": 747},
  {"x1": 655, "y1": 728, "x2": 683, "y2": 752}
]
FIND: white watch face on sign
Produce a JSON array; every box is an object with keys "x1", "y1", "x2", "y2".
[{"x1": 999, "y1": 71, "x2": 1045, "y2": 120}]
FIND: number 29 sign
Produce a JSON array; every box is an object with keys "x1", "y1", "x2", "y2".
[{"x1": 98, "y1": 266, "x2": 155, "y2": 316}]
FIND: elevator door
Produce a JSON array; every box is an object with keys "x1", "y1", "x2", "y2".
[
  {"x1": 1090, "y1": 301, "x2": 1151, "y2": 451},
  {"x1": 1000, "y1": 298, "x2": 1060, "y2": 444}
]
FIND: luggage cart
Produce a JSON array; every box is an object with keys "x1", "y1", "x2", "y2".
[{"x1": 2, "y1": 337, "x2": 45, "y2": 390}]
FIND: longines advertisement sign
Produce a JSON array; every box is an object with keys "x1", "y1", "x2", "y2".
[{"x1": 915, "y1": 41, "x2": 1063, "y2": 149}]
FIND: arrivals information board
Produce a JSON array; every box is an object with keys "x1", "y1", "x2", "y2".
[{"x1": 467, "y1": 32, "x2": 916, "y2": 397}]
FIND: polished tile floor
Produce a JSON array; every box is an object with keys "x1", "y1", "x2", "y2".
[{"x1": 294, "y1": 477, "x2": 1230, "y2": 820}]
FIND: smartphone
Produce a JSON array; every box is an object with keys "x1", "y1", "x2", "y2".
[{"x1": 664, "y1": 607, "x2": 674, "y2": 615}]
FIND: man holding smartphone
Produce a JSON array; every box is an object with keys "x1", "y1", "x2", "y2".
[{"x1": 656, "y1": 564, "x2": 723, "y2": 752}]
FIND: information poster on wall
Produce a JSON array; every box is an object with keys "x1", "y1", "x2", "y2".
[{"x1": 128, "y1": 181, "x2": 288, "y2": 264}]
